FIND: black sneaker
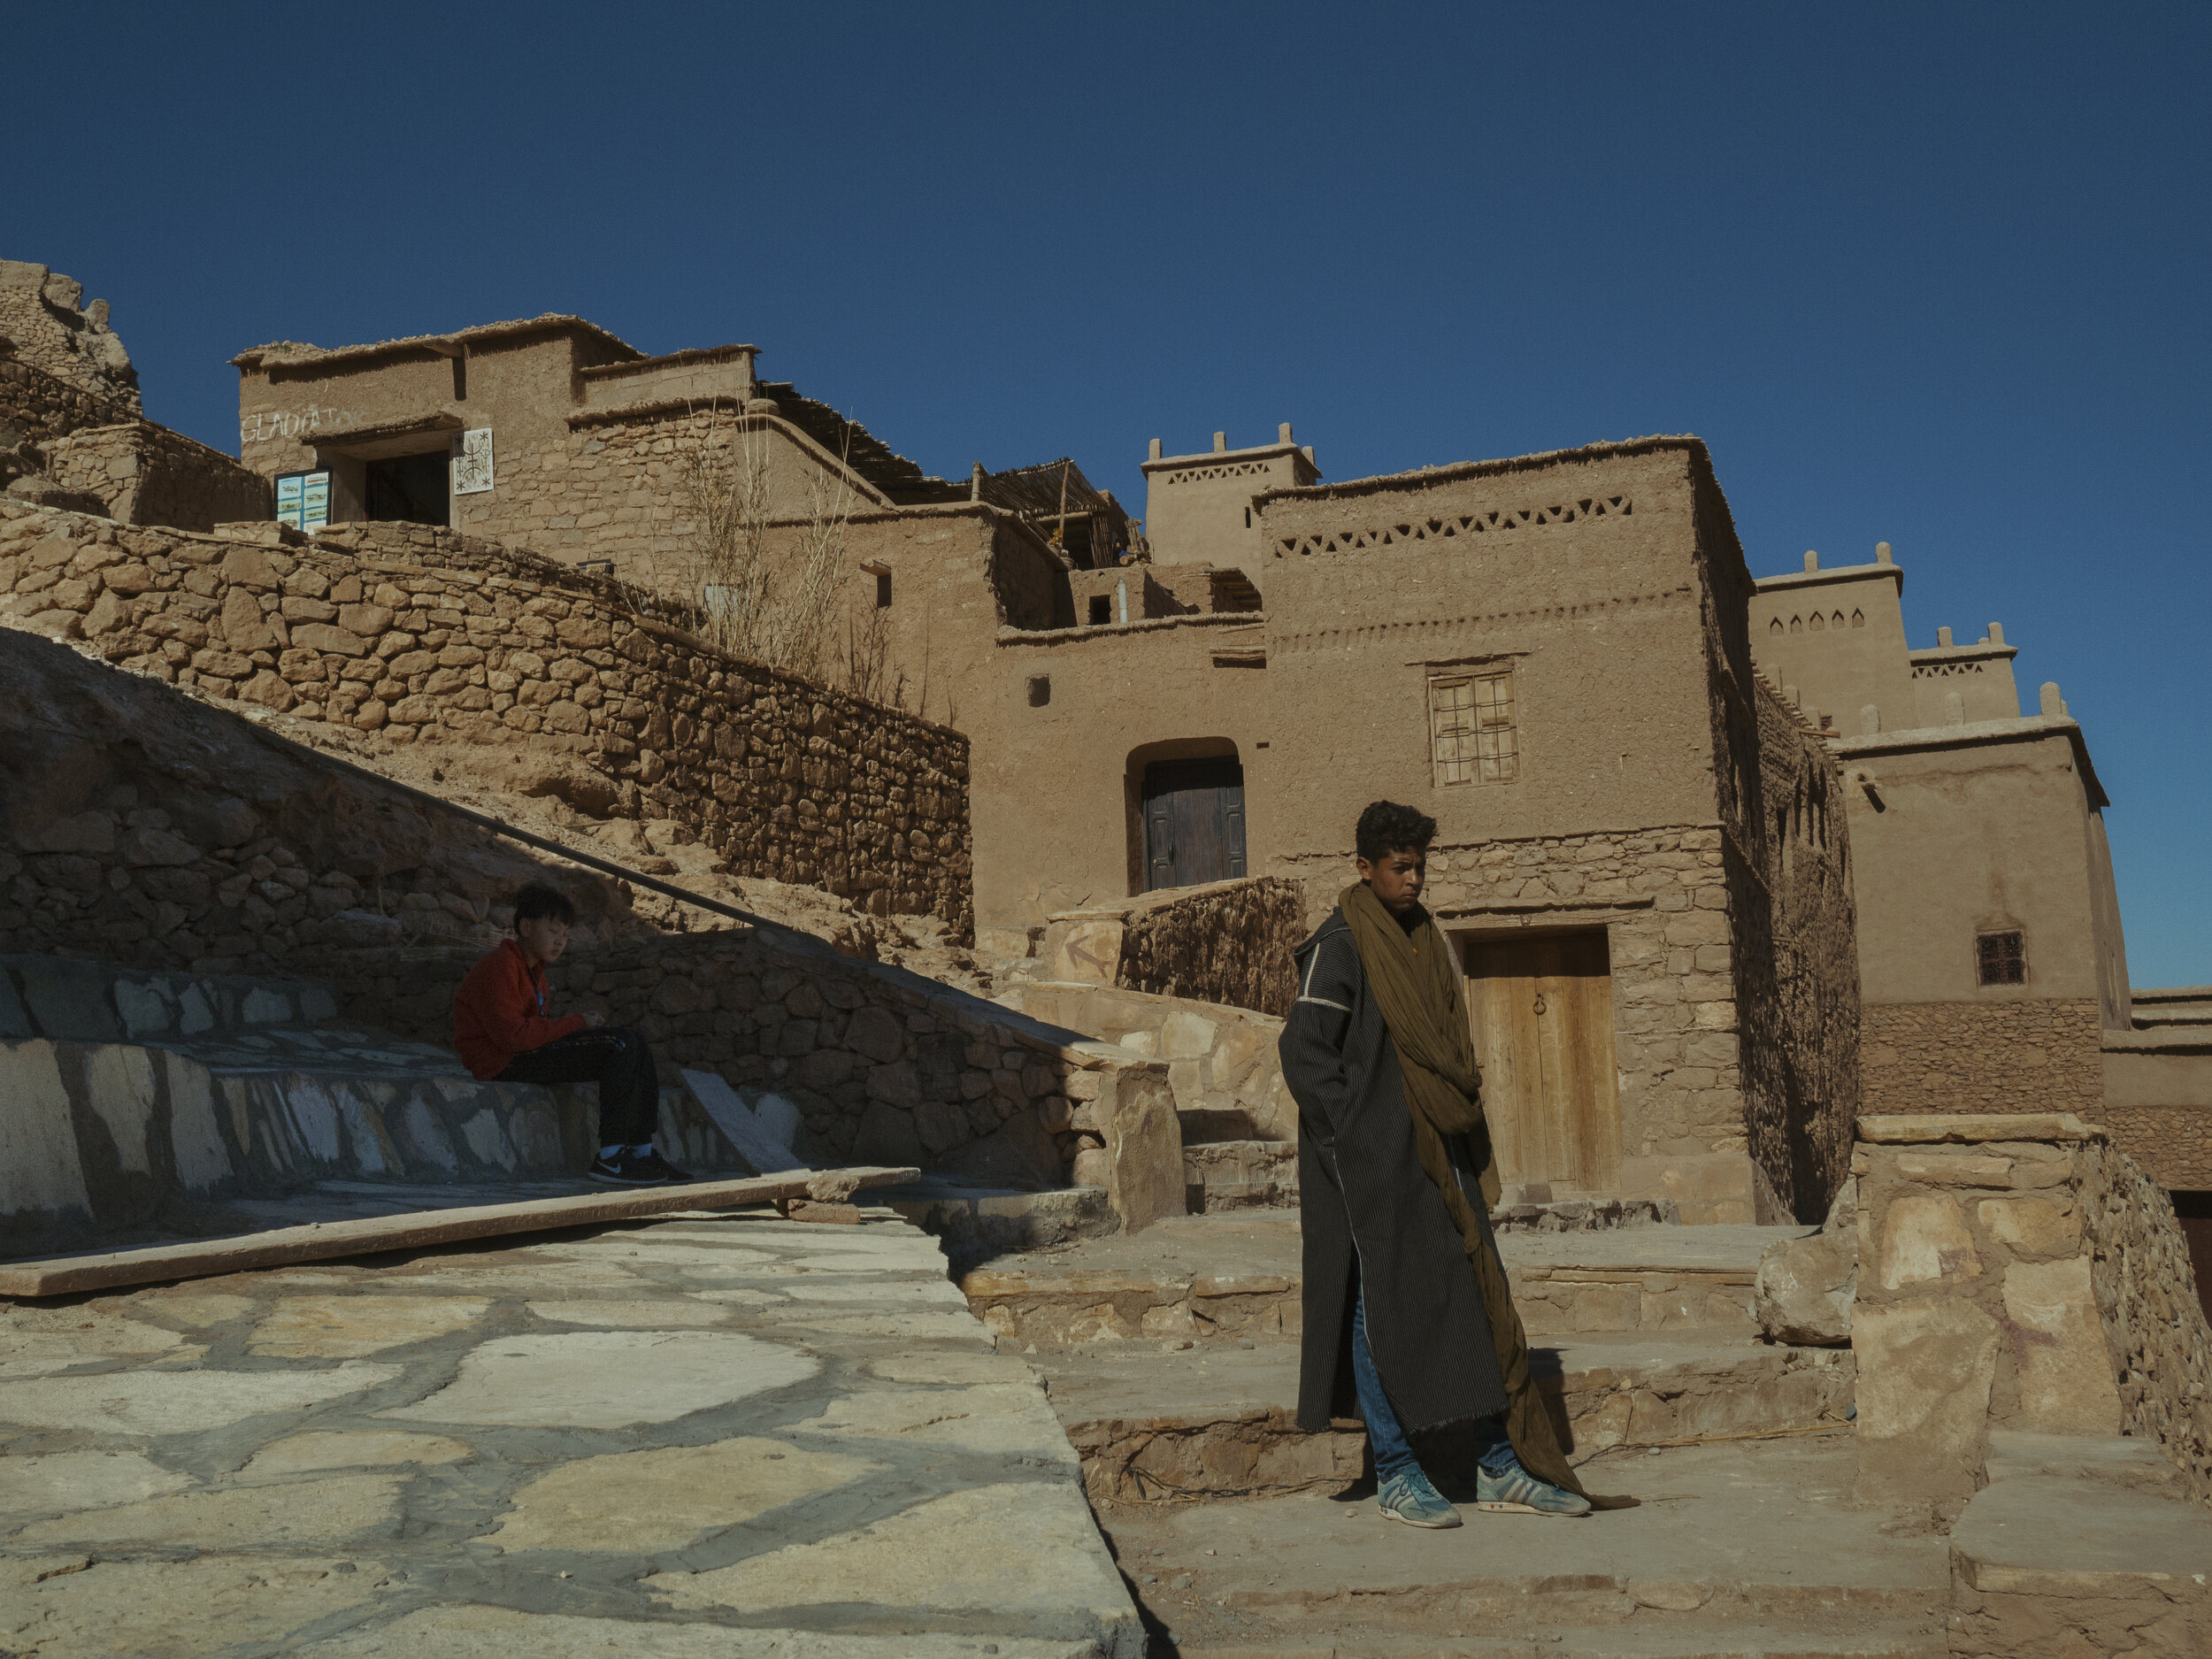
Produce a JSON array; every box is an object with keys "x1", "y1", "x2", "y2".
[
  {"x1": 626, "y1": 1149, "x2": 693, "y2": 1185},
  {"x1": 588, "y1": 1151, "x2": 666, "y2": 1187}
]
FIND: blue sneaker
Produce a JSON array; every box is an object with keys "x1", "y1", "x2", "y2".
[
  {"x1": 1475, "y1": 1452, "x2": 1592, "y2": 1517},
  {"x1": 1377, "y1": 1468, "x2": 1462, "y2": 1528}
]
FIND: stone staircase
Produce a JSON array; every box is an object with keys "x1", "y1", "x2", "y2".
[
  {"x1": 957, "y1": 1208, "x2": 1934, "y2": 1655},
  {"x1": 0, "y1": 953, "x2": 751, "y2": 1251},
  {"x1": 990, "y1": 979, "x2": 1298, "y2": 1215}
]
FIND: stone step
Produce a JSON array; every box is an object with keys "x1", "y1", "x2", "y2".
[
  {"x1": 0, "y1": 1028, "x2": 752, "y2": 1247},
  {"x1": 961, "y1": 1212, "x2": 1790, "y2": 1345},
  {"x1": 1184, "y1": 1138, "x2": 1298, "y2": 1213},
  {"x1": 1032, "y1": 1331, "x2": 1854, "y2": 1504},
  {"x1": 1096, "y1": 1433, "x2": 1946, "y2": 1655},
  {"x1": 0, "y1": 952, "x2": 338, "y2": 1044},
  {"x1": 1949, "y1": 1431, "x2": 2212, "y2": 1657}
]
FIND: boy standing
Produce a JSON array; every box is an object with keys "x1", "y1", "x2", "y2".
[
  {"x1": 453, "y1": 882, "x2": 690, "y2": 1187},
  {"x1": 1281, "y1": 801, "x2": 1609, "y2": 1525}
]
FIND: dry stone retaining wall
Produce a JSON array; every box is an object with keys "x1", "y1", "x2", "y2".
[
  {"x1": 1851, "y1": 1113, "x2": 2211, "y2": 1509},
  {"x1": 44, "y1": 420, "x2": 272, "y2": 533},
  {"x1": 0, "y1": 502, "x2": 972, "y2": 932},
  {"x1": 0, "y1": 623, "x2": 1134, "y2": 1190},
  {"x1": 1860, "y1": 999, "x2": 2104, "y2": 1118},
  {"x1": 1726, "y1": 677, "x2": 1861, "y2": 1224},
  {"x1": 1116, "y1": 877, "x2": 1302, "y2": 1018},
  {"x1": 0, "y1": 352, "x2": 140, "y2": 448}
]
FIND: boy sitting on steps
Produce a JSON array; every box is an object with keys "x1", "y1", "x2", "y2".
[{"x1": 452, "y1": 881, "x2": 690, "y2": 1187}]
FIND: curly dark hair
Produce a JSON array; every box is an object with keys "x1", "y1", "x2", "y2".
[
  {"x1": 513, "y1": 882, "x2": 577, "y2": 926},
  {"x1": 1355, "y1": 800, "x2": 1437, "y2": 863}
]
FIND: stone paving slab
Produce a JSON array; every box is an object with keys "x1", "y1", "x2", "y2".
[
  {"x1": 0, "y1": 1208, "x2": 1141, "y2": 1657},
  {"x1": 1094, "y1": 1434, "x2": 1947, "y2": 1655}
]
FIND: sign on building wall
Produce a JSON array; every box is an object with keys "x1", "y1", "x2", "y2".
[
  {"x1": 451, "y1": 428, "x2": 495, "y2": 495},
  {"x1": 275, "y1": 470, "x2": 331, "y2": 534}
]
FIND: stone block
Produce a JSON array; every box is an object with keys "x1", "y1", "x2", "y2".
[
  {"x1": 1101, "y1": 1065, "x2": 1184, "y2": 1234},
  {"x1": 1977, "y1": 1195, "x2": 2081, "y2": 1259},
  {"x1": 1876, "y1": 1193, "x2": 1981, "y2": 1289},
  {"x1": 0, "y1": 1040, "x2": 92, "y2": 1219},
  {"x1": 1854, "y1": 1298, "x2": 2000, "y2": 1505},
  {"x1": 1755, "y1": 1228, "x2": 1855, "y2": 1346},
  {"x1": 1043, "y1": 918, "x2": 1124, "y2": 985},
  {"x1": 2001, "y1": 1256, "x2": 2123, "y2": 1435},
  {"x1": 844, "y1": 1004, "x2": 905, "y2": 1064}
]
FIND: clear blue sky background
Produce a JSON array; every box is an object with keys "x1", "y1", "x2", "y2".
[{"x1": 12, "y1": 3, "x2": 2208, "y2": 980}]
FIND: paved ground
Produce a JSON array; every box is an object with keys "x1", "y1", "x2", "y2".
[
  {"x1": 0, "y1": 1206, "x2": 1142, "y2": 1657},
  {"x1": 1097, "y1": 1432, "x2": 1951, "y2": 1657}
]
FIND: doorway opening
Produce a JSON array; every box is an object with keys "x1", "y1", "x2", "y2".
[
  {"x1": 1459, "y1": 927, "x2": 1623, "y2": 1193},
  {"x1": 365, "y1": 450, "x2": 449, "y2": 526},
  {"x1": 1140, "y1": 755, "x2": 1246, "y2": 891}
]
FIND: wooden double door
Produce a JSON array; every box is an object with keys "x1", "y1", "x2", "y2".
[
  {"x1": 1462, "y1": 930, "x2": 1623, "y2": 1192},
  {"x1": 1141, "y1": 758, "x2": 1247, "y2": 891}
]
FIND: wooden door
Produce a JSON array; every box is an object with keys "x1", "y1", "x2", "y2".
[
  {"x1": 1461, "y1": 931, "x2": 1622, "y2": 1192},
  {"x1": 1141, "y1": 758, "x2": 1247, "y2": 891}
]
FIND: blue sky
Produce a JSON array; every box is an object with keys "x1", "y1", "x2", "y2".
[{"x1": 12, "y1": 3, "x2": 2208, "y2": 980}]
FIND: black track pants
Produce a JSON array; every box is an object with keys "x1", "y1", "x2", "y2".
[{"x1": 495, "y1": 1025, "x2": 660, "y2": 1147}]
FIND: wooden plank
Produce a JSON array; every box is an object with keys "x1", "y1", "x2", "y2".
[
  {"x1": 0, "y1": 1166, "x2": 920, "y2": 1299},
  {"x1": 681, "y1": 1068, "x2": 809, "y2": 1174},
  {"x1": 1550, "y1": 932, "x2": 1624, "y2": 1192},
  {"x1": 1465, "y1": 939, "x2": 1540, "y2": 1184}
]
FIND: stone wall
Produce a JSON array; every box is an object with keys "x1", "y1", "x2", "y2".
[
  {"x1": 44, "y1": 421, "x2": 273, "y2": 533},
  {"x1": 0, "y1": 501, "x2": 973, "y2": 933},
  {"x1": 2097, "y1": 1104, "x2": 2212, "y2": 1192},
  {"x1": 995, "y1": 979, "x2": 1293, "y2": 1145},
  {"x1": 1279, "y1": 826, "x2": 1748, "y2": 1194},
  {"x1": 2078, "y1": 1136, "x2": 2212, "y2": 1503},
  {"x1": 0, "y1": 351, "x2": 140, "y2": 447},
  {"x1": 1860, "y1": 999, "x2": 2104, "y2": 1118},
  {"x1": 0, "y1": 261, "x2": 140, "y2": 412},
  {"x1": 1725, "y1": 677, "x2": 1861, "y2": 1223},
  {"x1": 1031, "y1": 876, "x2": 1302, "y2": 1019},
  {"x1": 0, "y1": 623, "x2": 1156, "y2": 1199},
  {"x1": 1851, "y1": 1112, "x2": 2211, "y2": 1510}
]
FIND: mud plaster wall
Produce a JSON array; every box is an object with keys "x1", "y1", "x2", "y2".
[
  {"x1": 1115, "y1": 876, "x2": 1303, "y2": 1019},
  {"x1": 1860, "y1": 1001, "x2": 2103, "y2": 1119},
  {"x1": 1255, "y1": 444, "x2": 1724, "y2": 868},
  {"x1": 0, "y1": 625, "x2": 1094, "y2": 1184},
  {"x1": 44, "y1": 421, "x2": 272, "y2": 533},
  {"x1": 1723, "y1": 678, "x2": 1861, "y2": 1224},
  {"x1": 0, "y1": 503, "x2": 972, "y2": 933}
]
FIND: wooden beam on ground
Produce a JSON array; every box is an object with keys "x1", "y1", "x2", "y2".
[{"x1": 0, "y1": 1166, "x2": 919, "y2": 1299}]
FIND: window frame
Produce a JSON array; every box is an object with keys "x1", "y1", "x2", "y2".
[
  {"x1": 1427, "y1": 666, "x2": 1519, "y2": 788},
  {"x1": 1975, "y1": 929, "x2": 2028, "y2": 987}
]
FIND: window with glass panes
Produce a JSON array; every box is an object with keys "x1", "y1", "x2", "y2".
[{"x1": 1430, "y1": 670, "x2": 1517, "y2": 786}]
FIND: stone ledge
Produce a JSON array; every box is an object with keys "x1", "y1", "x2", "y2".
[{"x1": 1857, "y1": 1112, "x2": 2106, "y2": 1145}]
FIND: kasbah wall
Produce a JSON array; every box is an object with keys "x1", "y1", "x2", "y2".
[
  {"x1": 1253, "y1": 440, "x2": 1860, "y2": 1222},
  {"x1": 0, "y1": 499, "x2": 972, "y2": 934}
]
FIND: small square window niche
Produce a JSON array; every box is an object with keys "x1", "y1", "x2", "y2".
[
  {"x1": 1088, "y1": 595, "x2": 1111, "y2": 626},
  {"x1": 1976, "y1": 930, "x2": 2026, "y2": 986},
  {"x1": 1026, "y1": 674, "x2": 1050, "y2": 707}
]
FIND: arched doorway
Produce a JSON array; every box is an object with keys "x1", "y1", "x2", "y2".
[{"x1": 1140, "y1": 754, "x2": 1247, "y2": 891}]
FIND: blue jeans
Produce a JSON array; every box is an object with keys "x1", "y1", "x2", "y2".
[{"x1": 1352, "y1": 1281, "x2": 1517, "y2": 1484}]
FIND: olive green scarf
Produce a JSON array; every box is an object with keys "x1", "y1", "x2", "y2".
[{"x1": 1340, "y1": 881, "x2": 1632, "y2": 1508}]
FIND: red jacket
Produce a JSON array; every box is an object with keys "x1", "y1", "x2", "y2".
[{"x1": 453, "y1": 938, "x2": 586, "y2": 1079}]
